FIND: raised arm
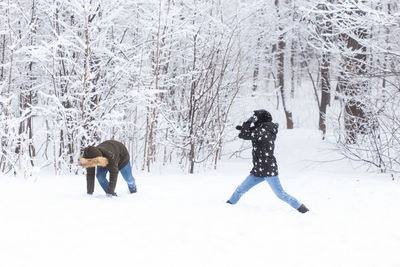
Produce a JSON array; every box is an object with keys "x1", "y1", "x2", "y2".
[{"x1": 238, "y1": 122, "x2": 254, "y2": 140}]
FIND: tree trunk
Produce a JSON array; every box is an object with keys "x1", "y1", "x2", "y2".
[
  {"x1": 316, "y1": 3, "x2": 332, "y2": 139},
  {"x1": 275, "y1": 0, "x2": 293, "y2": 129},
  {"x1": 341, "y1": 30, "x2": 368, "y2": 144},
  {"x1": 319, "y1": 52, "x2": 330, "y2": 138},
  {"x1": 252, "y1": 36, "x2": 261, "y2": 92},
  {"x1": 2, "y1": 0, "x2": 15, "y2": 172},
  {"x1": 1, "y1": 34, "x2": 5, "y2": 81},
  {"x1": 27, "y1": 0, "x2": 37, "y2": 166}
]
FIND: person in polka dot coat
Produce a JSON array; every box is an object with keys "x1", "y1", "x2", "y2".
[
  {"x1": 239, "y1": 111, "x2": 279, "y2": 178},
  {"x1": 227, "y1": 109, "x2": 309, "y2": 213}
]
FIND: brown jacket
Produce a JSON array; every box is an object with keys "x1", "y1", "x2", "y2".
[{"x1": 79, "y1": 140, "x2": 130, "y2": 194}]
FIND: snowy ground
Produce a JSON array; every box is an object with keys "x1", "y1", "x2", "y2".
[{"x1": 1, "y1": 129, "x2": 399, "y2": 267}]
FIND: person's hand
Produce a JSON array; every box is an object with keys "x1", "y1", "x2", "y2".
[{"x1": 247, "y1": 115, "x2": 258, "y2": 123}]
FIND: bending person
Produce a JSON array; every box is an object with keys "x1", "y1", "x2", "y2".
[{"x1": 78, "y1": 140, "x2": 137, "y2": 196}]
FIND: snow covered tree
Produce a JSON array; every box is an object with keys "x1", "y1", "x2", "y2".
[
  {"x1": 328, "y1": 0, "x2": 400, "y2": 173},
  {"x1": 1, "y1": 0, "x2": 399, "y2": 176}
]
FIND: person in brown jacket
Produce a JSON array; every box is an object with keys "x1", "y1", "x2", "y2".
[{"x1": 78, "y1": 140, "x2": 137, "y2": 196}]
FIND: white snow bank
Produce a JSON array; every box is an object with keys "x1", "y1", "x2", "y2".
[{"x1": 1, "y1": 129, "x2": 399, "y2": 267}]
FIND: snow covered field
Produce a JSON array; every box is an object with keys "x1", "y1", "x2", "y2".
[{"x1": 1, "y1": 129, "x2": 399, "y2": 267}]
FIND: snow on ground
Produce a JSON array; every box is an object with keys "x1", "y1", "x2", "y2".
[{"x1": 1, "y1": 129, "x2": 399, "y2": 267}]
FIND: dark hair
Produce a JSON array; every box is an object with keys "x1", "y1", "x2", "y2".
[{"x1": 83, "y1": 146, "x2": 102, "y2": 159}]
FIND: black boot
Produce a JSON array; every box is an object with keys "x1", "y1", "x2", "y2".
[
  {"x1": 226, "y1": 200, "x2": 233, "y2": 204},
  {"x1": 129, "y1": 187, "x2": 137, "y2": 194},
  {"x1": 297, "y1": 204, "x2": 309, "y2": 213}
]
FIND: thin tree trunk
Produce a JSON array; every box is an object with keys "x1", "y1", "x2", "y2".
[
  {"x1": 188, "y1": 32, "x2": 198, "y2": 174},
  {"x1": 27, "y1": 0, "x2": 37, "y2": 166},
  {"x1": 252, "y1": 36, "x2": 261, "y2": 92},
  {"x1": 2, "y1": 0, "x2": 15, "y2": 172},
  {"x1": 82, "y1": 4, "x2": 89, "y2": 122},
  {"x1": 146, "y1": 0, "x2": 164, "y2": 172},
  {"x1": 290, "y1": 40, "x2": 296, "y2": 98},
  {"x1": 1, "y1": 35, "x2": 5, "y2": 81}
]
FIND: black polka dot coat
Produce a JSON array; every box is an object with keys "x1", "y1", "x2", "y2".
[{"x1": 239, "y1": 121, "x2": 279, "y2": 177}]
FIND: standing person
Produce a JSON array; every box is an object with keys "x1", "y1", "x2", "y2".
[
  {"x1": 78, "y1": 140, "x2": 137, "y2": 196},
  {"x1": 227, "y1": 110, "x2": 309, "y2": 213}
]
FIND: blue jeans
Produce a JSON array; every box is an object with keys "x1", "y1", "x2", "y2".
[
  {"x1": 96, "y1": 162, "x2": 137, "y2": 193},
  {"x1": 228, "y1": 174, "x2": 302, "y2": 209}
]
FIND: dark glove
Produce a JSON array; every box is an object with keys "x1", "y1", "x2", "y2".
[
  {"x1": 236, "y1": 125, "x2": 242, "y2": 130},
  {"x1": 242, "y1": 121, "x2": 251, "y2": 129},
  {"x1": 247, "y1": 115, "x2": 258, "y2": 123}
]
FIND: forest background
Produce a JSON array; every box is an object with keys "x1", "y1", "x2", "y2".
[{"x1": 0, "y1": 0, "x2": 399, "y2": 177}]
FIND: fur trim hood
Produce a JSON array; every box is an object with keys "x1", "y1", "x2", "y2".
[{"x1": 78, "y1": 156, "x2": 109, "y2": 168}]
